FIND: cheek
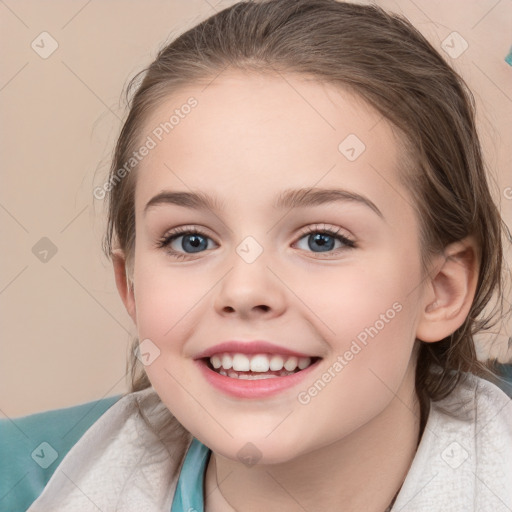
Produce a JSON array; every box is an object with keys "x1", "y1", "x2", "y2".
[
  {"x1": 302, "y1": 252, "x2": 421, "y2": 377},
  {"x1": 294, "y1": 275, "x2": 418, "y2": 439},
  {"x1": 132, "y1": 259, "x2": 203, "y2": 344},
  {"x1": 300, "y1": 254, "x2": 417, "y2": 333},
  {"x1": 132, "y1": 263, "x2": 202, "y2": 401}
]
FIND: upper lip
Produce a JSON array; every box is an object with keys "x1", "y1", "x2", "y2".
[{"x1": 194, "y1": 341, "x2": 319, "y2": 360}]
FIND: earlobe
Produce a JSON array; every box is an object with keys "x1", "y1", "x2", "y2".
[
  {"x1": 416, "y1": 236, "x2": 479, "y2": 343},
  {"x1": 112, "y1": 249, "x2": 137, "y2": 324}
]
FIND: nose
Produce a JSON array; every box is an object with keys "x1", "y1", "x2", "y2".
[{"x1": 213, "y1": 252, "x2": 287, "y2": 320}]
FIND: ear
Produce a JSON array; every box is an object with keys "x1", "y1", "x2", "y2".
[
  {"x1": 416, "y1": 236, "x2": 479, "y2": 343},
  {"x1": 112, "y1": 249, "x2": 136, "y2": 324}
]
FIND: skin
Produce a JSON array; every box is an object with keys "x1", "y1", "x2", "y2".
[{"x1": 113, "y1": 71, "x2": 479, "y2": 512}]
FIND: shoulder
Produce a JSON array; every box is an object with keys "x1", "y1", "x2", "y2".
[
  {"x1": 392, "y1": 373, "x2": 512, "y2": 510},
  {"x1": 15, "y1": 388, "x2": 194, "y2": 511},
  {"x1": 462, "y1": 371, "x2": 511, "y2": 419},
  {"x1": 0, "y1": 394, "x2": 123, "y2": 512},
  {"x1": 468, "y1": 373, "x2": 512, "y2": 445},
  {"x1": 434, "y1": 372, "x2": 512, "y2": 431},
  {"x1": 492, "y1": 362, "x2": 512, "y2": 397}
]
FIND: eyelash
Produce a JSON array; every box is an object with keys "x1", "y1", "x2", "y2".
[{"x1": 155, "y1": 224, "x2": 356, "y2": 260}]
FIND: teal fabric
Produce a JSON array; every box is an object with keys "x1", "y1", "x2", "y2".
[
  {"x1": 171, "y1": 438, "x2": 212, "y2": 512},
  {"x1": 493, "y1": 363, "x2": 512, "y2": 397},
  {"x1": 506, "y1": 45, "x2": 512, "y2": 66},
  {"x1": 0, "y1": 394, "x2": 122, "y2": 512},
  {"x1": 0, "y1": 393, "x2": 213, "y2": 512}
]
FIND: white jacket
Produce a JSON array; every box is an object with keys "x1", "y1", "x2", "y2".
[{"x1": 27, "y1": 372, "x2": 512, "y2": 511}]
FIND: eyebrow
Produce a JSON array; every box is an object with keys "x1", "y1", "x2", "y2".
[{"x1": 144, "y1": 187, "x2": 384, "y2": 219}]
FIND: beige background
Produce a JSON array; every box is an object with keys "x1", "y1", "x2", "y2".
[{"x1": 1, "y1": 0, "x2": 511, "y2": 417}]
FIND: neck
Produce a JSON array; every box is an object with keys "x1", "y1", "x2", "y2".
[{"x1": 204, "y1": 365, "x2": 423, "y2": 512}]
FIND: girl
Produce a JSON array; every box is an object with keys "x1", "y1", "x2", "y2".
[{"x1": 2, "y1": 0, "x2": 511, "y2": 510}]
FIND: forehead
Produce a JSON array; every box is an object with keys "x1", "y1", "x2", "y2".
[{"x1": 134, "y1": 71, "x2": 410, "y2": 215}]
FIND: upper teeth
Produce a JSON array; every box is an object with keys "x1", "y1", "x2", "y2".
[{"x1": 209, "y1": 353, "x2": 312, "y2": 372}]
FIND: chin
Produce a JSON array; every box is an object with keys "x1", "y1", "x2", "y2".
[{"x1": 207, "y1": 433, "x2": 309, "y2": 467}]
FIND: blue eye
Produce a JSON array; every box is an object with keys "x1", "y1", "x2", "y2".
[
  {"x1": 294, "y1": 226, "x2": 355, "y2": 254},
  {"x1": 157, "y1": 228, "x2": 216, "y2": 258},
  {"x1": 156, "y1": 224, "x2": 355, "y2": 260},
  {"x1": 174, "y1": 233, "x2": 209, "y2": 253}
]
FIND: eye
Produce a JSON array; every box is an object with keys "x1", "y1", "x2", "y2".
[
  {"x1": 294, "y1": 224, "x2": 355, "y2": 256},
  {"x1": 156, "y1": 223, "x2": 355, "y2": 260},
  {"x1": 156, "y1": 226, "x2": 217, "y2": 259}
]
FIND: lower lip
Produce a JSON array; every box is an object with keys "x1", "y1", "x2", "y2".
[{"x1": 195, "y1": 358, "x2": 322, "y2": 399}]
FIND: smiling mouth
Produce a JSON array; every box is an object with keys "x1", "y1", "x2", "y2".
[{"x1": 202, "y1": 352, "x2": 321, "y2": 380}]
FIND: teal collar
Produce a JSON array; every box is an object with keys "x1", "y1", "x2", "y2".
[{"x1": 171, "y1": 438, "x2": 212, "y2": 512}]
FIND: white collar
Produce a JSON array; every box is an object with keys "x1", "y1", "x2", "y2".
[
  {"x1": 28, "y1": 387, "x2": 192, "y2": 511},
  {"x1": 392, "y1": 373, "x2": 512, "y2": 511},
  {"x1": 28, "y1": 374, "x2": 512, "y2": 511}
]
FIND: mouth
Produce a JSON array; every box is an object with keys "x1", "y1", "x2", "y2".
[
  {"x1": 195, "y1": 352, "x2": 323, "y2": 398},
  {"x1": 200, "y1": 353, "x2": 323, "y2": 380}
]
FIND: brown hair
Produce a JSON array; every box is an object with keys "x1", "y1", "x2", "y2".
[{"x1": 101, "y1": 0, "x2": 510, "y2": 433}]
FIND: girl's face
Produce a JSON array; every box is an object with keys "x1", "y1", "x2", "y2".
[{"x1": 129, "y1": 72, "x2": 427, "y2": 463}]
